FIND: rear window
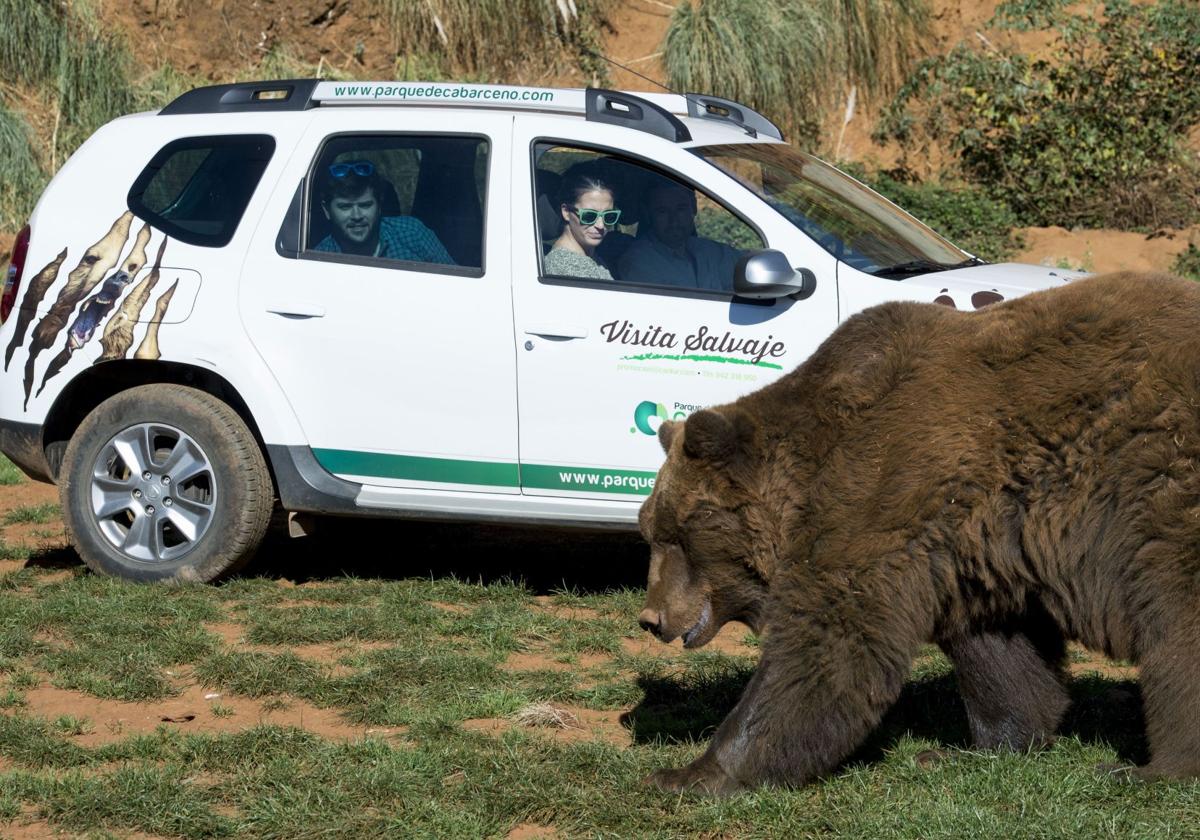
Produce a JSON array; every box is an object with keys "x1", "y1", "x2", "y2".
[{"x1": 127, "y1": 135, "x2": 275, "y2": 247}]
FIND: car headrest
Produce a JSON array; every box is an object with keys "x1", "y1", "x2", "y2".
[{"x1": 535, "y1": 168, "x2": 563, "y2": 239}]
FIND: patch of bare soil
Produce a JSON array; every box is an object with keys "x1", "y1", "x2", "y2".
[
  {"x1": 463, "y1": 704, "x2": 629, "y2": 746},
  {"x1": 507, "y1": 823, "x2": 562, "y2": 840},
  {"x1": 432, "y1": 601, "x2": 470, "y2": 614},
  {"x1": 14, "y1": 679, "x2": 387, "y2": 747},
  {"x1": 203, "y1": 622, "x2": 390, "y2": 674},
  {"x1": 1067, "y1": 645, "x2": 1138, "y2": 681},
  {"x1": 501, "y1": 649, "x2": 612, "y2": 674},
  {"x1": 1015, "y1": 225, "x2": 1200, "y2": 274},
  {"x1": 99, "y1": 0, "x2": 399, "y2": 81},
  {"x1": 620, "y1": 620, "x2": 758, "y2": 660},
  {"x1": 0, "y1": 482, "x2": 58, "y2": 510},
  {"x1": 530, "y1": 596, "x2": 603, "y2": 622},
  {"x1": 603, "y1": 0, "x2": 671, "y2": 91}
]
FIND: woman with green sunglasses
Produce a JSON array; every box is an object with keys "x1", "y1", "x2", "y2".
[{"x1": 545, "y1": 164, "x2": 620, "y2": 281}]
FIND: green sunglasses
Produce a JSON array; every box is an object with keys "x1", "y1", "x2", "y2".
[{"x1": 570, "y1": 207, "x2": 622, "y2": 226}]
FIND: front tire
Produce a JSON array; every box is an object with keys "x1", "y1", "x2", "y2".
[{"x1": 59, "y1": 384, "x2": 274, "y2": 582}]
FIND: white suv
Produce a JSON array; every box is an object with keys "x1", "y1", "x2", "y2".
[{"x1": 0, "y1": 79, "x2": 1082, "y2": 582}]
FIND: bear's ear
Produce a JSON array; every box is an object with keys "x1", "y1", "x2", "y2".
[
  {"x1": 682, "y1": 409, "x2": 756, "y2": 462},
  {"x1": 657, "y1": 419, "x2": 680, "y2": 454}
]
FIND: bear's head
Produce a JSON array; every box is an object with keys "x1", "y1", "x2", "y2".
[{"x1": 638, "y1": 408, "x2": 780, "y2": 648}]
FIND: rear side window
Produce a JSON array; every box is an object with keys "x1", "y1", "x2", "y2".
[
  {"x1": 301, "y1": 134, "x2": 488, "y2": 275},
  {"x1": 128, "y1": 135, "x2": 275, "y2": 248}
]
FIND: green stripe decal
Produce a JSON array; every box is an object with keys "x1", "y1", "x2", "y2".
[
  {"x1": 621, "y1": 352, "x2": 783, "y2": 370},
  {"x1": 520, "y1": 464, "x2": 656, "y2": 495},
  {"x1": 314, "y1": 449, "x2": 519, "y2": 487},
  {"x1": 313, "y1": 449, "x2": 657, "y2": 495}
]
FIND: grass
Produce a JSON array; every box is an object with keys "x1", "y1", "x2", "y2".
[
  {"x1": 379, "y1": 0, "x2": 611, "y2": 82},
  {"x1": 1, "y1": 504, "x2": 59, "y2": 526},
  {"x1": 664, "y1": 0, "x2": 929, "y2": 145},
  {"x1": 0, "y1": 515, "x2": 1190, "y2": 838},
  {"x1": 0, "y1": 456, "x2": 22, "y2": 486}
]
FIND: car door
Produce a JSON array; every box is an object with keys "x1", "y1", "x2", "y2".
[
  {"x1": 240, "y1": 110, "x2": 520, "y2": 495},
  {"x1": 511, "y1": 117, "x2": 839, "y2": 501}
]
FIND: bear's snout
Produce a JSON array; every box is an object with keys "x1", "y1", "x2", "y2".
[{"x1": 638, "y1": 608, "x2": 664, "y2": 638}]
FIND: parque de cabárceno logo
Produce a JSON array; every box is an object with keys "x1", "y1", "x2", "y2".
[
  {"x1": 632, "y1": 400, "x2": 703, "y2": 435},
  {"x1": 601, "y1": 320, "x2": 787, "y2": 369}
]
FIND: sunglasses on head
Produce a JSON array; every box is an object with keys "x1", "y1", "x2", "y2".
[
  {"x1": 571, "y1": 207, "x2": 622, "y2": 226},
  {"x1": 328, "y1": 160, "x2": 375, "y2": 178}
]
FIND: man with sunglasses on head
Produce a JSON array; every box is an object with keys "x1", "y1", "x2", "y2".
[{"x1": 313, "y1": 160, "x2": 455, "y2": 265}]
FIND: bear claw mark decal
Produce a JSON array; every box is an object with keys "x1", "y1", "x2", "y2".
[
  {"x1": 133, "y1": 279, "x2": 178, "y2": 361},
  {"x1": 22, "y1": 212, "x2": 133, "y2": 409},
  {"x1": 36, "y1": 223, "x2": 152, "y2": 397},
  {"x1": 3, "y1": 248, "x2": 68, "y2": 372},
  {"x1": 96, "y1": 237, "x2": 167, "y2": 363}
]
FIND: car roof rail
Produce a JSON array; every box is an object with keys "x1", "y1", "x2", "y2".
[
  {"x1": 684, "y1": 94, "x2": 783, "y2": 141},
  {"x1": 160, "y1": 80, "x2": 320, "y2": 115},
  {"x1": 585, "y1": 88, "x2": 691, "y2": 143}
]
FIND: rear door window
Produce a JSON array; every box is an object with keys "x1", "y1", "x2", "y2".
[
  {"x1": 127, "y1": 134, "x2": 275, "y2": 248},
  {"x1": 301, "y1": 134, "x2": 488, "y2": 274}
]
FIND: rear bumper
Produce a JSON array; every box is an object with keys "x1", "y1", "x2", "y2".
[{"x1": 0, "y1": 418, "x2": 51, "y2": 483}]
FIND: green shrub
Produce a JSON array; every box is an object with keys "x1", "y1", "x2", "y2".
[
  {"x1": 664, "y1": 0, "x2": 928, "y2": 145},
  {"x1": 877, "y1": 0, "x2": 1200, "y2": 231},
  {"x1": 845, "y1": 166, "x2": 1023, "y2": 262},
  {"x1": 1173, "y1": 245, "x2": 1200, "y2": 282}
]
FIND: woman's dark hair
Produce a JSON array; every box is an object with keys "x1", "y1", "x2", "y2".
[{"x1": 558, "y1": 162, "x2": 616, "y2": 209}]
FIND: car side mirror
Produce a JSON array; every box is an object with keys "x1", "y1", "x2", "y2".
[{"x1": 734, "y1": 250, "x2": 816, "y2": 300}]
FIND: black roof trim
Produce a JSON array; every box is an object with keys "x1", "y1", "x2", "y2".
[
  {"x1": 585, "y1": 88, "x2": 691, "y2": 143},
  {"x1": 685, "y1": 94, "x2": 783, "y2": 141},
  {"x1": 160, "y1": 80, "x2": 320, "y2": 115}
]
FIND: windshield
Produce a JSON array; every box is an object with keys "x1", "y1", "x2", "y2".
[{"x1": 694, "y1": 143, "x2": 972, "y2": 276}]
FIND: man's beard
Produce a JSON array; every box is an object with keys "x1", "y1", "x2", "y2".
[{"x1": 337, "y1": 217, "x2": 381, "y2": 256}]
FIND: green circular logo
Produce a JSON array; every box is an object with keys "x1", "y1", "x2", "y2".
[{"x1": 633, "y1": 401, "x2": 669, "y2": 436}]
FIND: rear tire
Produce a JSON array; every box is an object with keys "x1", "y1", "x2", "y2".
[{"x1": 59, "y1": 384, "x2": 274, "y2": 582}]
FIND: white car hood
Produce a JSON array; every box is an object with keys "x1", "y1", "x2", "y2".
[
  {"x1": 900, "y1": 262, "x2": 1089, "y2": 310},
  {"x1": 931, "y1": 261, "x2": 1087, "y2": 292}
]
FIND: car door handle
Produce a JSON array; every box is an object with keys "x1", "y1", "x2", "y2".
[
  {"x1": 266, "y1": 301, "x2": 326, "y2": 318},
  {"x1": 523, "y1": 324, "x2": 588, "y2": 339}
]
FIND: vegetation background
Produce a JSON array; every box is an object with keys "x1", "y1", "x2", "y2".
[
  {"x1": 0, "y1": 1, "x2": 1199, "y2": 836},
  {"x1": 1, "y1": 0, "x2": 1199, "y2": 275}
]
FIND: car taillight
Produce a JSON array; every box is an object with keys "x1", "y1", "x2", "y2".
[{"x1": 1, "y1": 225, "x2": 31, "y2": 324}]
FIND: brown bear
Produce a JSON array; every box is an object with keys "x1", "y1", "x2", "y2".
[{"x1": 637, "y1": 271, "x2": 1200, "y2": 794}]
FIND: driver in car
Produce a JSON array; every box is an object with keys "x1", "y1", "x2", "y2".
[{"x1": 618, "y1": 176, "x2": 743, "y2": 291}]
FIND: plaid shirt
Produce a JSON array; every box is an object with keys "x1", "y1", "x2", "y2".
[{"x1": 315, "y1": 216, "x2": 456, "y2": 265}]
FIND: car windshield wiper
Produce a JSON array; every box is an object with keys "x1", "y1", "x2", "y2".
[{"x1": 872, "y1": 257, "x2": 983, "y2": 278}]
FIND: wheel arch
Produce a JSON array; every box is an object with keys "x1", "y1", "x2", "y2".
[{"x1": 43, "y1": 361, "x2": 271, "y2": 484}]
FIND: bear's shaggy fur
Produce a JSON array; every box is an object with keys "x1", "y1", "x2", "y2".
[{"x1": 638, "y1": 272, "x2": 1200, "y2": 794}]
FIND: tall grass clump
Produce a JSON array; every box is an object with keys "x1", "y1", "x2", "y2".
[
  {"x1": 664, "y1": 0, "x2": 929, "y2": 143},
  {"x1": 380, "y1": 0, "x2": 611, "y2": 83},
  {"x1": 0, "y1": 100, "x2": 44, "y2": 230},
  {"x1": 0, "y1": 0, "x2": 138, "y2": 152}
]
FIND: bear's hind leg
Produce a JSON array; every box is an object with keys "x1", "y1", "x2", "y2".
[
  {"x1": 943, "y1": 629, "x2": 1068, "y2": 751},
  {"x1": 1135, "y1": 626, "x2": 1200, "y2": 781}
]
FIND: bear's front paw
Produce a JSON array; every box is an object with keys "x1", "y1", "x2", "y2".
[{"x1": 644, "y1": 753, "x2": 746, "y2": 797}]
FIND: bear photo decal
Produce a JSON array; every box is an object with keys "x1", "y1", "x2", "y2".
[
  {"x1": 639, "y1": 272, "x2": 1200, "y2": 795},
  {"x1": 6, "y1": 212, "x2": 181, "y2": 410}
]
